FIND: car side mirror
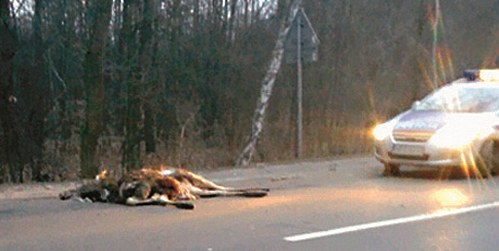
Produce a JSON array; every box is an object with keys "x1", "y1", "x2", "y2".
[{"x1": 411, "y1": 101, "x2": 421, "y2": 110}]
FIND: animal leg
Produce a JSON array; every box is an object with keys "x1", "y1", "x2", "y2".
[
  {"x1": 123, "y1": 181, "x2": 156, "y2": 206},
  {"x1": 189, "y1": 186, "x2": 268, "y2": 198},
  {"x1": 176, "y1": 169, "x2": 270, "y2": 193},
  {"x1": 126, "y1": 194, "x2": 194, "y2": 210},
  {"x1": 175, "y1": 169, "x2": 230, "y2": 190},
  {"x1": 155, "y1": 194, "x2": 195, "y2": 210},
  {"x1": 126, "y1": 196, "x2": 159, "y2": 206},
  {"x1": 59, "y1": 189, "x2": 77, "y2": 200}
]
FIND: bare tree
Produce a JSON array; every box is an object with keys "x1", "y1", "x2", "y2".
[
  {"x1": 141, "y1": 0, "x2": 157, "y2": 155},
  {"x1": 0, "y1": 0, "x2": 22, "y2": 182},
  {"x1": 80, "y1": 0, "x2": 113, "y2": 178},
  {"x1": 26, "y1": 0, "x2": 50, "y2": 181},
  {"x1": 121, "y1": 0, "x2": 157, "y2": 171},
  {"x1": 121, "y1": 0, "x2": 142, "y2": 171}
]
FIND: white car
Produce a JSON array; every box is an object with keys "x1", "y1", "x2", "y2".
[{"x1": 373, "y1": 69, "x2": 499, "y2": 177}]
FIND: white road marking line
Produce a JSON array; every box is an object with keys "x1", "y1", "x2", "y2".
[{"x1": 284, "y1": 200, "x2": 499, "y2": 242}]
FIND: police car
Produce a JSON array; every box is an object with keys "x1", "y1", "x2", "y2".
[{"x1": 373, "y1": 69, "x2": 499, "y2": 177}]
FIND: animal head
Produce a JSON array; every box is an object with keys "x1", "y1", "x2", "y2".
[{"x1": 93, "y1": 170, "x2": 120, "y2": 202}]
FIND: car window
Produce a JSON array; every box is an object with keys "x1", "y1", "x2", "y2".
[{"x1": 414, "y1": 86, "x2": 499, "y2": 113}]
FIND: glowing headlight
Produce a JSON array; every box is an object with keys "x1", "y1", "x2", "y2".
[
  {"x1": 477, "y1": 69, "x2": 499, "y2": 82},
  {"x1": 463, "y1": 69, "x2": 499, "y2": 82},
  {"x1": 372, "y1": 121, "x2": 395, "y2": 141},
  {"x1": 429, "y1": 125, "x2": 478, "y2": 149}
]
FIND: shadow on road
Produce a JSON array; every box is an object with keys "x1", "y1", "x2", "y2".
[{"x1": 383, "y1": 166, "x2": 492, "y2": 181}]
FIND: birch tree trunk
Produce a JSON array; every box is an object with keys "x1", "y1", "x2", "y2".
[{"x1": 235, "y1": 0, "x2": 301, "y2": 166}]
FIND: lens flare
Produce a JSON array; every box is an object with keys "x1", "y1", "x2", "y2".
[{"x1": 431, "y1": 188, "x2": 469, "y2": 208}]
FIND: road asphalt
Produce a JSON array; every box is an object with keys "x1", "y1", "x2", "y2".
[{"x1": 2, "y1": 156, "x2": 498, "y2": 251}]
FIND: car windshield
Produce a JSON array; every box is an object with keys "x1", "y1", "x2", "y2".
[{"x1": 414, "y1": 85, "x2": 499, "y2": 112}]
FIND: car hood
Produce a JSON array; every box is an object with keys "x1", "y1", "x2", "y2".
[{"x1": 393, "y1": 111, "x2": 494, "y2": 133}]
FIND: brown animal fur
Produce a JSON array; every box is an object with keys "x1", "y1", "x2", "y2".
[{"x1": 60, "y1": 166, "x2": 269, "y2": 210}]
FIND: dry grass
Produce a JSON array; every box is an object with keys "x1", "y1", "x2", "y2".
[{"x1": 1, "y1": 112, "x2": 376, "y2": 183}]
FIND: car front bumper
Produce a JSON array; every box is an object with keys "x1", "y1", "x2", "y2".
[{"x1": 373, "y1": 139, "x2": 480, "y2": 168}]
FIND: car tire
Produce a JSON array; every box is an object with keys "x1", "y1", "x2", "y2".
[
  {"x1": 475, "y1": 139, "x2": 499, "y2": 178},
  {"x1": 383, "y1": 164, "x2": 401, "y2": 177}
]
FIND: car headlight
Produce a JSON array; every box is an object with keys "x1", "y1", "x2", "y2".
[
  {"x1": 372, "y1": 121, "x2": 396, "y2": 141},
  {"x1": 429, "y1": 125, "x2": 479, "y2": 149}
]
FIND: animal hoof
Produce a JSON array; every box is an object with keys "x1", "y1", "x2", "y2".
[
  {"x1": 59, "y1": 192, "x2": 71, "y2": 200},
  {"x1": 242, "y1": 191, "x2": 268, "y2": 197},
  {"x1": 175, "y1": 202, "x2": 195, "y2": 210}
]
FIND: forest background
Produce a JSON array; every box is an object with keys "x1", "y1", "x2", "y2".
[{"x1": 0, "y1": 0, "x2": 498, "y2": 183}]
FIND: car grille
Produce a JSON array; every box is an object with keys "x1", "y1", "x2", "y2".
[
  {"x1": 388, "y1": 152, "x2": 430, "y2": 161},
  {"x1": 392, "y1": 130, "x2": 433, "y2": 143}
]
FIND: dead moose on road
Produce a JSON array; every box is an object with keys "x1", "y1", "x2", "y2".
[{"x1": 59, "y1": 166, "x2": 269, "y2": 209}]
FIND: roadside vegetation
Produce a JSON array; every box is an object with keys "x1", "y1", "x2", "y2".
[{"x1": 0, "y1": 0, "x2": 497, "y2": 183}]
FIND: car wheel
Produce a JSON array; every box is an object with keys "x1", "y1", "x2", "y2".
[
  {"x1": 383, "y1": 164, "x2": 401, "y2": 177},
  {"x1": 475, "y1": 139, "x2": 499, "y2": 178}
]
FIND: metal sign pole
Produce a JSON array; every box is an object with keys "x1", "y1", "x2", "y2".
[
  {"x1": 296, "y1": 11, "x2": 303, "y2": 158},
  {"x1": 283, "y1": 4, "x2": 318, "y2": 160}
]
